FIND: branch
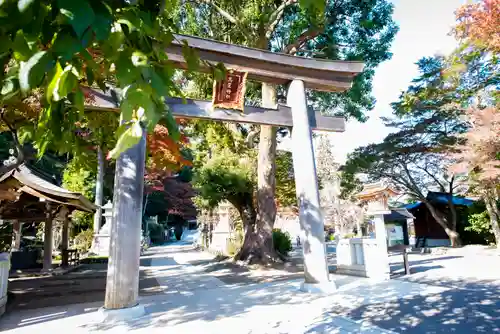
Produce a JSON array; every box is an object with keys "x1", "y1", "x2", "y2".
[
  {"x1": 417, "y1": 165, "x2": 446, "y2": 192},
  {"x1": 400, "y1": 163, "x2": 425, "y2": 199},
  {"x1": 448, "y1": 175, "x2": 455, "y2": 194},
  {"x1": 266, "y1": 0, "x2": 298, "y2": 40},
  {"x1": 284, "y1": 27, "x2": 322, "y2": 54},
  {"x1": 195, "y1": 0, "x2": 238, "y2": 25},
  {"x1": 0, "y1": 110, "x2": 25, "y2": 175}
]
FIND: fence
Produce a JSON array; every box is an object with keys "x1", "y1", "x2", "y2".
[{"x1": 0, "y1": 252, "x2": 9, "y2": 316}]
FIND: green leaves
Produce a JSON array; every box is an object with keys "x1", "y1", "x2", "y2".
[
  {"x1": 121, "y1": 87, "x2": 155, "y2": 120},
  {"x1": 131, "y1": 51, "x2": 148, "y2": 67},
  {"x1": 107, "y1": 121, "x2": 143, "y2": 160},
  {"x1": 13, "y1": 30, "x2": 32, "y2": 61},
  {"x1": 51, "y1": 31, "x2": 83, "y2": 62},
  {"x1": 19, "y1": 51, "x2": 52, "y2": 92},
  {"x1": 161, "y1": 111, "x2": 180, "y2": 141},
  {"x1": 57, "y1": 0, "x2": 95, "y2": 38},
  {"x1": 17, "y1": 0, "x2": 35, "y2": 12},
  {"x1": 3, "y1": 0, "x2": 193, "y2": 166},
  {"x1": 73, "y1": 89, "x2": 84, "y2": 113},
  {"x1": 47, "y1": 62, "x2": 78, "y2": 102},
  {"x1": 298, "y1": 0, "x2": 326, "y2": 14},
  {"x1": 91, "y1": 1, "x2": 113, "y2": 41}
]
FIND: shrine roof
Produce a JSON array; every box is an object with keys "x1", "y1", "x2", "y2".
[
  {"x1": 0, "y1": 165, "x2": 97, "y2": 215},
  {"x1": 356, "y1": 182, "x2": 399, "y2": 200}
]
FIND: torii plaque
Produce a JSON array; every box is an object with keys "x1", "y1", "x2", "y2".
[{"x1": 85, "y1": 34, "x2": 364, "y2": 315}]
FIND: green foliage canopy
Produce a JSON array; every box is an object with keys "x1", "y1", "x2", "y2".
[
  {"x1": 175, "y1": 0, "x2": 398, "y2": 121},
  {"x1": 193, "y1": 150, "x2": 255, "y2": 210},
  {"x1": 0, "y1": 0, "x2": 193, "y2": 162}
]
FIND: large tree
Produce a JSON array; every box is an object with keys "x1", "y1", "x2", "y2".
[
  {"x1": 450, "y1": 0, "x2": 500, "y2": 247},
  {"x1": 342, "y1": 56, "x2": 474, "y2": 246},
  {"x1": 0, "y1": 1, "x2": 198, "y2": 178},
  {"x1": 176, "y1": 0, "x2": 397, "y2": 261}
]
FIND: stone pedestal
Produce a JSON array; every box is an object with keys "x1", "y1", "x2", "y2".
[
  {"x1": 209, "y1": 202, "x2": 232, "y2": 254},
  {"x1": 336, "y1": 238, "x2": 390, "y2": 280}
]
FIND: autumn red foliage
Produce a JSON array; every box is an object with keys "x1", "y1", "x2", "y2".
[
  {"x1": 144, "y1": 122, "x2": 197, "y2": 220},
  {"x1": 454, "y1": 0, "x2": 500, "y2": 52},
  {"x1": 451, "y1": 106, "x2": 500, "y2": 183},
  {"x1": 147, "y1": 124, "x2": 191, "y2": 174}
]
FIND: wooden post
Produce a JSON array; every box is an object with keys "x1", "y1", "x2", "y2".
[
  {"x1": 287, "y1": 80, "x2": 332, "y2": 291},
  {"x1": 43, "y1": 203, "x2": 53, "y2": 271},
  {"x1": 11, "y1": 220, "x2": 22, "y2": 251},
  {"x1": 61, "y1": 208, "x2": 69, "y2": 267},
  {"x1": 104, "y1": 128, "x2": 146, "y2": 311}
]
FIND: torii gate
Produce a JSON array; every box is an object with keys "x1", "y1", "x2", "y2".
[{"x1": 85, "y1": 34, "x2": 364, "y2": 319}]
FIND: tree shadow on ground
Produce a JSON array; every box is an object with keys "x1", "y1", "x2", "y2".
[
  {"x1": 4, "y1": 260, "x2": 171, "y2": 314},
  {"x1": 390, "y1": 265, "x2": 444, "y2": 278},
  {"x1": 305, "y1": 277, "x2": 500, "y2": 334}
]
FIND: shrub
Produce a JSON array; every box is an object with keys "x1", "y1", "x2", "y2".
[
  {"x1": 464, "y1": 211, "x2": 495, "y2": 245},
  {"x1": 73, "y1": 229, "x2": 94, "y2": 253},
  {"x1": 273, "y1": 228, "x2": 292, "y2": 256}
]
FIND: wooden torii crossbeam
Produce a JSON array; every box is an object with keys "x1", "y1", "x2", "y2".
[
  {"x1": 84, "y1": 88, "x2": 345, "y2": 132},
  {"x1": 95, "y1": 34, "x2": 364, "y2": 315}
]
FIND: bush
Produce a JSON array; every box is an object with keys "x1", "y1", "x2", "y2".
[
  {"x1": 148, "y1": 222, "x2": 165, "y2": 244},
  {"x1": 73, "y1": 229, "x2": 94, "y2": 253},
  {"x1": 273, "y1": 229, "x2": 292, "y2": 256},
  {"x1": 464, "y1": 211, "x2": 495, "y2": 245}
]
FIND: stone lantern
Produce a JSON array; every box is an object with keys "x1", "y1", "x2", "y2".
[
  {"x1": 354, "y1": 182, "x2": 399, "y2": 279},
  {"x1": 91, "y1": 201, "x2": 113, "y2": 256}
]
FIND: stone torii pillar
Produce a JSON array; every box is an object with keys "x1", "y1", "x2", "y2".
[
  {"x1": 287, "y1": 80, "x2": 335, "y2": 293},
  {"x1": 101, "y1": 127, "x2": 147, "y2": 321}
]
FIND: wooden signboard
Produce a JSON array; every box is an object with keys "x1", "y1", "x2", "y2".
[{"x1": 212, "y1": 70, "x2": 248, "y2": 111}]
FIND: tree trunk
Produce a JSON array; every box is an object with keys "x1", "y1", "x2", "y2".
[
  {"x1": 248, "y1": 82, "x2": 278, "y2": 262},
  {"x1": 484, "y1": 193, "x2": 500, "y2": 248},
  {"x1": 424, "y1": 201, "x2": 462, "y2": 247},
  {"x1": 233, "y1": 197, "x2": 276, "y2": 264}
]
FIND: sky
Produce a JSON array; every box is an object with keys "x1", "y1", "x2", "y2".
[{"x1": 279, "y1": 0, "x2": 466, "y2": 163}]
